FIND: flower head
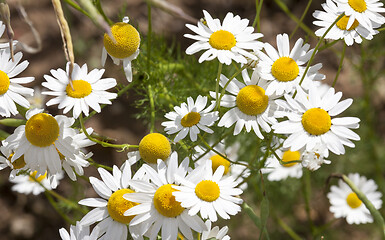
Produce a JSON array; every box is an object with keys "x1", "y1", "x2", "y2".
[{"x1": 262, "y1": 148, "x2": 303, "y2": 181}]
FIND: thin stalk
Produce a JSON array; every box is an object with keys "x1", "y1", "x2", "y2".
[
  {"x1": 253, "y1": 0, "x2": 264, "y2": 32},
  {"x1": 148, "y1": 84, "x2": 156, "y2": 133},
  {"x1": 275, "y1": 215, "x2": 302, "y2": 240},
  {"x1": 332, "y1": 43, "x2": 346, "y2": 87},
  {"x1": 302, "y1": 170, "x2": 315, "y2": 235},
  {"x1": 45, "y1": 192, "x2": 75, "y2": 224},
  {"x1": 94, "y1": 0, "x2": 113, "y2": 26},
  {"x1": 218, "y1": 64, "x2": 249, "y2": 105},
  {"x1": 147, "y1": 2, "x2": 152, "y2": 71},
  {"x1": 290, "y1": 0, "x2": 312, "y2": 39},
  {"x1": 63, "y1": 0, "x2": 91, "y2": 18},
  {"x1": 318, "y1": 39, "x2": 340, "y2": 52},
  {"x1": 215, "y1": 63, "x2": 223, "y2": 111}
]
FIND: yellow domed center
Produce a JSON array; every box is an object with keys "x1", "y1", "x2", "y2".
[
  {"x1": 281, "y1": 150, "x2": 301, "y2": 167},
  {"x1": 153, "y1": 184, "x2": 184, "y2": 218},
  {"x1": 8, "y1": 153, "x2": 26, "y2": 169},
  {"x1": 271, "y1": 57, "x2": 299, "y2": 82},
  {"x1": 103, "y1": 22, "x2": 140, "y2": 59},
  {"x1": 301, "y1": 108, "x2": 331, "y2": 135},
  {"x1": 346, "y1": 192, "x2": 362, "y2": 209},
  {"x1": 181, "y1": 112, "x2": 201, "y2": 127},
  {"x1": 107, "y1": 189, "x2": 138, "y2": 224},
  {"x1": 195, "y1": 180, "x2": 220, "y2": 202},
  {"x1": 348, "y1": 0, "x2": 367, "y2": 13},
  {"x1": 209, "y1": 154, "x2": 230, "y2": 174},
  {"x1": 209, "y1": 30, "x2": 236, "y2": 50},
  {"x1": 29, "y1": 171, "x2": 47, "y2": 182},
  {"x1": 139, "y1": 133, "x2": 171, "y2": 164},
  {"x1": 336, "y1": 15, "x2": 360, "y2": 31},
  {"x1": 236, "y1": 85, "x2": 269, "y2": 116},
  {"x1": 0, "y1": 70, "x2": 10, "y2": 95},
  {"x1": 25, "y1": 113, "x2": 60, "y2": 147},
  {"x1": 66, "y1": 80, "x2": 92, "y2": 98}
]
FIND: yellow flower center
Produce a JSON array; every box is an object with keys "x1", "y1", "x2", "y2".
[
  {"x1": 8, "y1": 153, "x2": 26, "y2": 169},
  {"x1": 139, "y1": 133, "x2": 171, "y2": 164},
  {"x1": 271, "y1": 57, "x2": 299, "y2": 82},
  {"x1": 301, "y1": 108, "x2": 331, "y2": 136},
  {"x1": 153, "y1": 184, "x2": 184, "y2": 218},
  {"x1": 103, "y1": 22, "x2": 140, "y2": 59},
  {"x1": 209, "y1": 154, "x2": 230, "y2": 174},
  {"x1": 281, "y1": 150, "x2": 301, "y2": 167},
  {"x1": 29, "y1": 171, "x2": 47, "y2": 182},
  {"x1": 195, "y1": 180, "x2": 220, "y2": 202},
  {"x1": 336, "y1": 15, "x2": 360, "y2": 31},
  {"x1": 181, "y1": 112, "x2": 201, "y2": 127},
  {"x1": 107, "y1": 189, "x2": 138, "y2": 224},
  {"x1": 25, "y1": 113, "x2": 60, "y2": 147},
  {"x1": 236, "y1": 85, "x2": 269, "y2": 116},
  {"x1": 65, "y1": 80, "x2": 92, "y2": 98},
  {"x1": 346, "y1": 192, "x2": 362, "y2": 209},
  {"x1": 0, "y1": 70, "x2": 10, "y2": 95},
  {"x1": 209, "y1": 30, "x2": 236, "y2": 50},
  {"x1": 348, "y1": 0, "x2": 367, "y2": 13}
]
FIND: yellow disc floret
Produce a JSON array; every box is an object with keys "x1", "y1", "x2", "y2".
[
  {"x1": 209, "y1": 30, "x2": 236, "y2": 50},
  {"x1": 29, "y1": 171, "x2": 47, "y2": 182},
  {"x1": 139, "y1": 133, "x2": 171, "y2": 164},
  {"x1": 271, "y1": 57, "x2": 299, "y2": 82},
  {"x1": 25, "y1": 113, "x2": 60, "y2": 147},
  {"x1": 181, "y1": 112, "x2": 201, "y2": 127},
  {"x1": 336, "y1": 15, "x2": 360, "y2": 31},
  {"x1": 66, "y1": 80, "x2": 92, "y2": 98},
  {"x1": 236, "y1": 85, "x2": 269, "y2": 116},
  {"x1": 0, "y1": 70, "x2": 10, "y2": 95},
  {"x1": 8, "y1": 153, "x2": 26, "y2": 169},
  {"x1": 210, "y1": 154, "x2": 230, "y2": 174},
  {"x1": 107, "y1": 189, "x2": 138, "y2": 224},
  {"x1": 195, "y1": 180, "x2": 220, "y2": 202},
  {"x1": 348, "y1": 0, "x2": 367, "y2": 13},
  {"x1": 346, "y1": 192, "x2": 362, "y2": 209},
  {"x1": 301, "y1": 108, "x2": 331, "y2": 135},
  {"x1": 281, "y1": 150, "x2": 301, "y2": 167},
  {"x1": 103, "y1": 22, "x2": 140, "y2": 59},
  {"x1": 153, "y1": 184, "x2": 184, "y2": 218}
]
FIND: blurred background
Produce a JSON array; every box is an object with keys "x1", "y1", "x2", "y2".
[{"x1": 1, "y1": 0, "x2": 385, "y2": 239}]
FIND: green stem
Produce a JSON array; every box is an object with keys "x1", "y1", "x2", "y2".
[
  {"x1": 148, "y1": 84, "x2": 156, "y2": 133},
  {"x1": 218, "y1": 64, "x2": 249, "y2": 106},
  {"x1": 86, "y1": 157, "x2": 113, "y2": 171},
  {"x1": 63, "y1": 0, "x2": 91, "y2": 19},
  {"x1": 147, "y1": 2, "x2": 152, "y2": 71},
  {"x1": 215, "y1": 63, "x2": 223, "y2": 111},
  {"x1": 274, "y1": 214, "x2": 302, "y2": 240},
  {"x1": 302, "y1": 170, "x2": 315, "y2": 234},
  {"x1": 332, "y1": 43, "x2": 346, "y2": 87},
  {"x1": 44, "y1": 191, "x2": 75, "y2": 224},
  {"x1": 94, "y1": 0, "x2": 113, "y2": 25},
  {"x1": 289, "y1": 0, "x2": 312, "y2": 39},
  {"x1": 253, "y1": 0, "x2": 264, "y2": 32},
  {"x1": 318, "y1": 39, "x2": 340, "y2": 52}
]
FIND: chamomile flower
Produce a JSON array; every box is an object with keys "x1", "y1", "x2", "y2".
[
  {"x1": 123, "y1": 152, "x2": 207, "y2": 240},
  {"x1": 79, "y1": 161, "x2": 140, "y2": 240},
  {"x1": 334, "y1": 0, "x2": 385, "y2": 31},
  {"x1": 42, "y1": 62, "x2": 117, "y2": 119},
  {"x1": 27, "y1": 87, "x2": 45, "y2": 109},
  {"x1": 3, "y1": 108, "x2": 77, "y2": 176},
  {"x1": 262, "y1": 148, "x2": 303, "y2": 181},
  {"x1": 102, "y1": 16, "x2": 140, "y2": 82},
  {"x1": 59, "y1": 222, "x2": 99, "y2": 240},
  {"x1": 0, "y1": 140, "x2": 29, "y2": 179},
  {"x1": 162, "y1": 95, "x2": 219, "y2": 142},
  {"x1": 184, "y1": 10, "x2": 263, "y2": 65},
  {"x1": 0, "y1": 49, "x2": 34, "y2": 117},
  {"x1": 273, "y1": 85, "x2": 360, "y2": 155},
  {"x1": 173, "y1": 160, "x2": 243, "y2": 222},
  {"x1": 313, "y1": 0, "x2": 378, "y2": 46},
  {"x1": 327, "y1": 173, "x2": 382, "y2": 224},
  {"x1": 301, "y1": 143, "x2": 331, "y2": 171},
  {"x1": 256, "y1": 33, "x2": 325, "y2": 96},
  {"x1": 211, "y1": 70, "x2": 278, "y2": 138},
  {"x1": 201, "y1": 220, "x2": 230, "y2": 240},
  {"x1": 10, "y1": 170, "x2": 63, "y2": 195}
]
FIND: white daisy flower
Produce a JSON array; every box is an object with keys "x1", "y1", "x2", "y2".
[
  {"x1": 123, "y1": 152, "x2": 207, "y2": 240},
  {"x1": 27, "y1": 87, "x2": 45, "y2": 109},
  {"x1": 313, "y1": 0, "x2": 378, "y2": 46},
  {"x1": 0, "y1": 140, "x2": 28, "y2": 179},
  {"x1": 184, "y1": 10, "x2": 263, "y2": 65},
  {"x1": 201, "y1": 220, "x2": 230, "y2": 240},
  {"x1": 256, "y1": 33, "x2": 325, "y2": 96},
  {"x1": 10, "y1": 170, "x2": 63, "y2": 195},
  {"x1": 42, "y1": 62, "x2": 117, "y2": 119},
  {"x1": 262, "y1": 148, "x2": 303, "y2": 181},
  {"x1": 273, "y1": 85, "x2": 360, "y2": 155},
  {"x1": 334, "y1": 0, "x2": 385, "y2": 31},
  {"x1": 79, "y1": 161, "x2": 141, "y2": 240},
  {"x1": 327, "y1": 173, "x2": 382, "y2": 224},
  {"x1": 211, "y1": 69, "x2": 278, "y2": 138},
  {"x1": 173, "y1": 160, "x2": 243, "y2": 222},
  {"x1": 162, "y1": 95, "x2": 219, "y2": 142},
  {"x1": 3, "y1": 108, "x2": 78, "y2": 176},
  {"x1": 59, "y1": 221, "x2": 99, "y2": 240},
  {"x1": 102, "y1": 16, "x2": 140, "y2": 82},
  {"x1": 0, "y1": 49, "x2": 34, "y2": 117},
  {"x1": 301, "y1": 143, "x2": 331, "y2": 171}
]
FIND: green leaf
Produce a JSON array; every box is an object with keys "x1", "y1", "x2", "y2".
[
  {"x1": 243, "y1": 202, "x2": 262, "y2": 227},
  {"x1": 0, "y1": 118, "x2": 26, "y2": 127}
]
